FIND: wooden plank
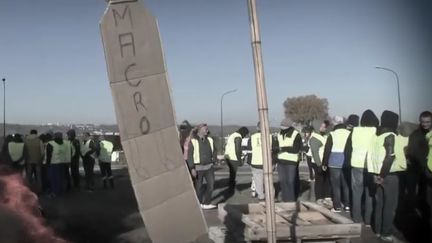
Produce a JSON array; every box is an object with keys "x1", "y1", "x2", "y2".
[
  {"x1": 298, "y1": 211, "x2": 327, "y2": 222},
  {"x1": 301, "y1": 201, "x2": 354, "y2": 224},
  {"x1": 246, "y1": 223, "x2": 362, "y2": 241}
]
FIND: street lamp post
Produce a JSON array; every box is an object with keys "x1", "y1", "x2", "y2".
[
  {"x1": 375, "y1": 66, "x2": 402, "y2": 124},
  {"x1": 2, "y1": 78, "x2": 5, "y2": 139},
  {"x1": 220, "y1": 89, "x2": 237, "y2": 153}
]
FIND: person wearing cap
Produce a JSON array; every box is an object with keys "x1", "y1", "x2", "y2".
[
  {"x1": 323, "y1": 116, "x2": 351, "y2": 212},
  {"x1": 46, "y1": 132, "x2": 68, "y2": 197},
  {"x1": 188, "y1": 124, "x2": 217, "y2": 209},
  {"x1": 97, "y1": 136, "x2": 114, "y2": 189},
  {"x1": 225, "y1": 127, "x2": 249, "y2": 191},
  {"x1": 67, "y1": 129, "x2": 81, "y2": 190},
  {"x1": 346, "y1": 114, "x2": 359, "y2": 131},
  {"x1": 305, "y1": 120, "x2": 331, "y2": 204},
  {"x1": 346, "y1": 109, "x2": 379, "y2": 225},
  {"x1": 274, "y1": 118, "x2": 302, "y2": 202},
  {"x1": 368, "y1": 110, "x2": 406, "y2": 242},
  {"x1": 247, "y1": 122, "x2": 273, "y2": 200},
  {"x1": 81, "y1": 132, "x2": 97, "y2": 192}
]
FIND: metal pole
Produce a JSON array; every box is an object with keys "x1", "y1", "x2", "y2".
[
  {"x1": 247, "y1": 1, "x2": 276, "y2": 242},
  {"x1": 220, "y1": 89, "x2": 237, "y2": 153},
  {"x1": 375, "y1": 66, "x2": 402, "y2": 124},
  {"x1": 2, "y1": 78, "x2": 5, "y2": 138}
]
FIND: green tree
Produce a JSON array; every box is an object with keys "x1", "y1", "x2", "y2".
[{"x1": 283, "y1": 95, "x2": 329, "y2": 125}]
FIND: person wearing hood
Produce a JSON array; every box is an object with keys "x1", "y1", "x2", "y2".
[
  {"x1": 24, "y1": 130, "x2": 44, "y2": 193},
  {"x1": 67, "y1": 129, "x2": 81, "y2": 190},
  {"x1": 305, "y1": 120, "x2": 331, "y2": 204},
  {"x1": 81, "y1": 132, "x2": 97, "y2": 192},
  {"x1": 368, "y1": 110, "x2": 406, "y2": 242},
  {"x1": 323, "y1": 116, "x2": 351, "y2": 212},
  {"x1": 46, "y1": 132, "x2": 68, "y2": 197},
  {"x1": 406, "y1": 111, "x2": 432, "y2": 212},
  {"x1": 225, "y1": 126, "x2": 249, "y2": 191},
  {"x1": 347, "y1": 109, "x2": 379, "y2": 224},
  {"x1": 274, "y1": 118, "x2": 302, "y2": 202}
]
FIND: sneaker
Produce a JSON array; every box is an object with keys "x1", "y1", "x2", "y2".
[
  {"x1": 331, "y1": 208, "x2": 342, "y2": 213},
  {"x1": 375, "y1": 233, "x2": 381, "y2": 238},
  {"x1": 380, "y1": 235, "x2": 393, "y2": 242},
  {"x1": 344, "y1": 206, "x2": 350, "y2": 212},
  {"x1": 201, "y1": 204, "x2": 217, "y2": 210}
]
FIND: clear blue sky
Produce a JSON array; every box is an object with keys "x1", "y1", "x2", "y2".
[{"x1": 1, "y1": 0, "x2": 431, "y2": 126}]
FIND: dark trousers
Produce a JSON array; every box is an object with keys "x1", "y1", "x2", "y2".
[
  {"x1": 83, "y1": 157, "x2": 95, "y2": 190},
  {"x1": 351, "y1": 168, "x2": 373, "y2": 224},
  {"x1": 62, "y1": 163, "x2": 71, "y2": 191},
  {"x1": 195, "y1": 167, "x2": 215, "y2": 205},
  {"x1": 329, "y1": 167, "x2": 350, "y2": 209},
  {"x1": 227, "y1": 159, "x2": 241, "y2": 189},
  {"x1": 306, "y1": 156, "x2": 315, "y2": 180},
  {"x1": 99, "y1": 162, "x2": 114, "y2": 189},
  {"x1": 41, "y1": 164, "x2": 49, "y2": 193},
  {"x1": 374, "y1": 174, "x2": 399, "y2": 237},
  {"x1": 277, "y1": 163, "x2": 298, "y2": 202},
  {"x1": 70, "y1": 158, "x2": 80, "y2": 188},
  {"x1": 26, "y1": 164, "x2": 42, "y2": 193},
  {"x1": 426, "y1": 182, "x2": 432, "y2": 240},
  {"x1": 312, "y1": 164, "x2": 331, "y2": 200},
  {"x1": 48, "y1": 164, "x2": 64, "y2": 195}
]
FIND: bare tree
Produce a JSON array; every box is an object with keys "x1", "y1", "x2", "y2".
[{"x1": 283, "y1": 95, "x2": 329, "y2": 125}]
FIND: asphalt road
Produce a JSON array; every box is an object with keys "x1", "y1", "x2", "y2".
[{"x1": 38, "y1": 161, "x2": 423, "y2": 243}]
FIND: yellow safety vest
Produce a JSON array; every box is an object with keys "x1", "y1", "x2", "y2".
[
  {"x1": 191, "y1": 137, "x2": 214, "y2": 164},
  {"x1": 8, "y1": 142, "x2": 25, "y2": 162},
  {"x1": 367, "y1": 132, "x2": 406, "y2": 174},
  {"x1": 99, "y1": 140, "x2": 114, "y2": 163},
  {"x1": 48, "y1": 141, "x2": 68, "y2": 164},
  {"x1": 81, "y1": 140, "x2": 93, "y2": 157},
  {"x1": 391, "y1": 135, "x2": 408, "y2": 172},
  {"x1": 426, "y1": 131, "x2": 432, "y2": 172},
  {"x1": 307, "y1": 132, "x2": 327, "y2": 163},
  {"x1": 250, "y1": 132, "x2": 272, "y2": 166},
  {"x1": 225, "y1": 132, "x2": 242, "y2": 161},
  {"x1": 63, "y1": 140, "x2": 73, "y2": 163},
  {"x1": 351, "y1": 127, "x2": 377, "y2": 168},
  {"x1": 330, "y1": 129, "x2": 350, "y2": 153},
  {"x1": 277, "y1": 130, "x2": 299, "y2": 162}
]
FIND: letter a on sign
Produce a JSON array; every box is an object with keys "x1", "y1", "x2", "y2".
[{"x1": 100, "y1": 1, "x2": 207, "y2": 242}]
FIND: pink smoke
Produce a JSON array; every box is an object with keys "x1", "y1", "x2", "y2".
[{"x1": 0, "y1": 165, "x2": 68, "y2": 243}]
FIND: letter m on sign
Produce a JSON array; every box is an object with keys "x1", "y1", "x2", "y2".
[{"x1": 113, "y1": 5, "x2": 133, "y2": 27}]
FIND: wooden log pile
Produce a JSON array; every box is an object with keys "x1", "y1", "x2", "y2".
[{"x1": 217, "y1": 201, "x2": 361, "y2": 242}]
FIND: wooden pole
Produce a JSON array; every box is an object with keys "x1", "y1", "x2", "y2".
[{"x1": 247, "y1": 0, "x2": 276, "y2": 242}]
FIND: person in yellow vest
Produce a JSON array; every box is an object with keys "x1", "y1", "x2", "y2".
[
  {"x1": 247, "y1": 122, "x2": 273, "y2": 200},
  {"x1": 98, "y1": 136, "x2": 115, "y2": 189},
  {"x1": 8, "y1": 134, "x2": 26, "y2": 173},
  {"x1": 62, "y1": 135, "x2": 74, "y2": 192},
  {"x1": 81, "y1": 132, "x2": 97, "y2": 192},
  {"x1": 425, "y1": 130, "x2": 432, "y2": 239},
  {"x1": 225, "y1": 127, "x2": 249, "y2": 191},
  {"x1": 24, "y1": 130, "x2": 44, "y2": 194},
  {"x1": 187, "y1": 124, "x2": 217, "y2": 210},
  {"x1": 46, "y1": 132, "x2": 68, "y2": 197},
  {"x1": 323, "y1": 116, "x2": 351, "y2": 212},
  {"x1": 274, "y1": 118, "x2": 302, "y2": 202},
  {"x1": 305, "y1": 121, "x2": 331, "y2": 204},
  {"x1": 346, "y1": 109, "x2": 379, "y2": 225},
  {"x1": 368, "y1": 110, "x2": 406, "y2": 242}
]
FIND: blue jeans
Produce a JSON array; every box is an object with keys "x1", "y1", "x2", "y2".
[
  {"x1": 351, "y1": 168, "x2": 373, "y2": 224},
  {"x1": 277, "y1": 163, "x2": 298, "y2": 202}
]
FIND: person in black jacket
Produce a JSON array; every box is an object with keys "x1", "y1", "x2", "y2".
[
  {"x1": 67, "y1": 129, "x2": 81, "y2": 190},
  {"x1": 407, "y1": 111, "x2": 431, "y2": 223}
]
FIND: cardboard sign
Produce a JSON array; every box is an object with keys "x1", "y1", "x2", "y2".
[{"x1": 100, "y1": 1, "x2": 208, "y2": 242}]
